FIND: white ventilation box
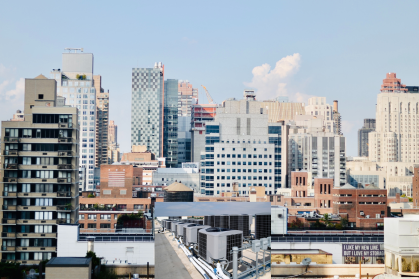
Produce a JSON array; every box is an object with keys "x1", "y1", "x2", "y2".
[
  {"x1": 198, "y1": 228, "x2": 243, "y2": 263},
  {"x1": 184, "y1": 225, "x2": 211, "y2": 246}
]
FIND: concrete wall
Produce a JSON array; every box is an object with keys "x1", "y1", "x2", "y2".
[
  {"x1": 272, "y1": 263, "x2": 384, "y2": 277},
  {"x1": 46, "y1": 266, "x2": 91, "y2": 279},
  {"x1": 272, "y1": 242, "x2": 344, "y2": 264}
]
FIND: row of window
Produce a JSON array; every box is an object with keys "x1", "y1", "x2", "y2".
[
  {"x1": 214, "y1": 176, "x2": 273, "y2": 181},
  {"x1": 80, "y1": 223, "x2": 112, "y2": 229},
  {"x1": 217, "y1": 154, "x2": 274, "y2": 158},
  {"x1": 215, "y1": 168, "x2": 272, "y2": 173},
  {"x1": 216, "y1": 183, "x2": 273, "y2": 187},
  {"x1": 217, "y1": 161, "x2": 274, "y2": 166},
  {"x1": 60, "y1": 87, "x2": 95, "y2": 93}
]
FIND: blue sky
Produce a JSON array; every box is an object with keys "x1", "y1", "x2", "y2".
[
  {"x1": 154, "y1": 202, "x2": 271, "y2": 217},
  {"x1": 0, "y1": 1, "x2": 418, "y2": 156}
]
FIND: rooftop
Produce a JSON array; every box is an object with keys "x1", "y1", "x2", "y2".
[
  {"x1": 164, "y1": 182, "x2": 193, "y2": 192},
  {"x1": 46, "y1": 257, "x2": 91, "y2": 267}
]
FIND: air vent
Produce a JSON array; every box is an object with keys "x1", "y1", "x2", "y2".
[{"x1": 198, "y1": 228, "x2": 243, "y2": 263}]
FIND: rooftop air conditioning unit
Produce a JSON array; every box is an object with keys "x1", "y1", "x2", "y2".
[
  {"x1": 214, "y1": 214, "x2": 230, "y2": 229},
  {"x1": 184, "y1": 225, "x2": 211, "y2": 246},
  {"x1": 177, "y1": 223, "x2": 192, "y2": 238},
  {"x1": 198, "y1": 228, "x2": 243, "y2": 263},
  {"x1": 229, "y1": 214, "x2": 250, "y2": 237},
  {"x1": 255, "y1": 213, "x2": 271, "y2": 240},
  {"x1": 172, "y1": 222, "x2": 186, "y2": 237},
  {"x1": 165, "y1": 220, "x2": 173, "y2": 231},
  {"x1": 204, "y1": 215, "x2": 215, "y2": 227}
]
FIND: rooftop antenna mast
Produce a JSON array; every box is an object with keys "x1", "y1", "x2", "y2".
[{"x1": 64, "y1": 48, "x2": 84, "y2": 53}]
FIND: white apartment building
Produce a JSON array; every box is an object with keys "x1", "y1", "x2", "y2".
[
  {"x1": 304, "y1": 97, "x2": 334, "y2": 133},
  {"x1": 199, "y1": 91, "x2": 287, "y2": 196},
  {"x1": 369, "y1": 74, "x2": 419, "y2": 164},
  {"x1": 51, "y1": 51, "x2": 97, "y2": 191}
]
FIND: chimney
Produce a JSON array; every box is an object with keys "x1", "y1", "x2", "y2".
[
  {"x1": 333, "y1": 100, "x2": 338, "y2": 112},
  {"x1": 87, "y1": 236, "x2": 95, "y2": 253}
]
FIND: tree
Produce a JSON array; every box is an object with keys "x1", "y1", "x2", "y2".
[
  {"x1": 321, "y1": 213, "x2": 332, "y2": 227},
  {"x1": 86, "y1": 251, "x2": 101, "y2": 270},
  {"x1": 0, "y1": 261, "x2": 23, "y2": 279},
  {"x1": 340, "y1": 215, "x2": 349, "y2": 228}
]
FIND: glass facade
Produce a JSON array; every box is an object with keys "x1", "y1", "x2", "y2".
[{"x1": 164, "y1": 79, "x2": 179, "y2": 168}]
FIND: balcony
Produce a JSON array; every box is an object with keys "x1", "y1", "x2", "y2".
[
  {"x1": 3, "y1": 192, "x2": 17, "y2": 197},
  {"x1": 58, "y1": 137, "x2": 72, "y2": 143},
  {"x1": 1, "y1": 246, "x2": 15, "y2": 251},
  {"x1": 58, "y1": 151, "x2": 73, "y2": 157},
  {"x1": 2, "y1": 232, "x2": 16, "y2": 238},
  {"x1": 4, "y1": 163, "x2": 18, "y2": 170},
  {"x1": 16, "y1": 246, "x2": 56, "y2": 252},
  {"x1": 17, "y1": 206, "x2": 56, "y2": 211},
  {"x1": 2, "y1": 219, "x2": 16, "y2": 224},
  {"x1": 57, "y1": 164, "x2": 72, "y2": 170},
  {"x1": 57, "y1": 218, "x2": 73, "y2": 224},
  {"x1": 57, "y1": 205, "x2": 73, "y2": 211},
  {"x1": 17, "y1": 219, "x2": 58, "y2": 225},
  {"x1": 57, "y1": 178, "x2": 73, "y2": 183},
  {"x1": 18, "y1": 192, "x2": 56, "y2": 198},
  {"x1": 3, "y1": 178, "x2": 17, "y2": 183},
  {"x1": 2, "y1": 205, "x2": 17, "y2": 210},
  {"x1": 17, "y1": 233, "x2": 56, "y2": 238},
  {"x1": 3, "y1": 150, "x2": 18, "y2": 156},
  {"x1": 57, "y1": 191, "x2": 71, "y2": 197},
  {"x1": 3, "y1": 137, "x2": 19, "y2": 143}
]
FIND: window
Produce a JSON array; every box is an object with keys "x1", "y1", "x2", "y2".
[
  {"x1": 80, "y1": 215, "x2": 85, "y2": 220},
  {"x1": 34, "y1": 225, "x2": 52, "y2": 233},
  {"x1": 100, "y1": 214, "x2": 111, "y2": 220},
  {"x1": 35, "y1": 212, "x2": 53, "y2": 220},
  {"x1": 88, "y1": 214, "x2": 97, "y2": 220},
  {"x1": 100, "y1": 224, "x2": 110, "y2": 229},
  {"x1": 88, "y1": 224, "x2": 96, "y2": 229},
  {"x1": 35, "y1": 199, "x2": 53, "y2": 206},
  {"x1": 38, "y1": 94, "x2": 44, "y2": 99}
]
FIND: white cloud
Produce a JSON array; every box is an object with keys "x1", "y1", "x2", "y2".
[
  {"x1": 0, "y1": 64, "x2": 25, "y2": 121},
  {"x1": 244, "y1": 53, "x2": 301, "y2": 101}
]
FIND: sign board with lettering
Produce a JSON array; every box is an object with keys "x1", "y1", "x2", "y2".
[{"x1": 342, "y1": 244, "x2": 384, "y2": 257}]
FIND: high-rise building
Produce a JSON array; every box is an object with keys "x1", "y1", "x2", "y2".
[
  {"x1": 108, "y1": 120, "x2": 117, "y2": 145},
  {"x1": 332, "y1": 100, "x2": 342, "y2": 135},
  {"x1": 358, "y1": 119, "x2": 376, "y2": 157},
  {"x1": 368, "y1": 73, "x2": 419, "y2": 163},
  {"x1": 0, "y1": 75, "x2": 79, "y2": 263},
  {"x1": 191, "y1": 104, "x2": 218, "y2": 162},
  {"x1": 131, "y1": 63, "x2": 164, "y2": 157},
  {"x1": 304, "y1": 97, "x2": 334, "y2": 133},
  {"x1": 260, "y1": 99, "x2": 305, "y2": 122},
  {"x1": 178, "y1": 116, "x2": 192, "y2": 166},
  {"x1": 164, "y1": 79, "x2": 179, "y2": 168},
  {"x1": 199, "y1": 90, "x2": 287, "y2": 196},
  {"x1": 93, "y1": 75, "x2": 110, "y2": 167},
  {"x1": 178, "y1": 81, "x2": 198, "y2": 116},
  {"x1": 51, "y1": 51, "x2": 98, "y2": 191}
]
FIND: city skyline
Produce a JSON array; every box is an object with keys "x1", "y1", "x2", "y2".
[{"x1": 0, "y1": 1, "x2": 418, "y2": 157}]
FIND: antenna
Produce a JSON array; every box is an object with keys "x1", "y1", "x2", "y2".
[{"x1": 64, "y1": 48, "x2": 84, "y2": 53}]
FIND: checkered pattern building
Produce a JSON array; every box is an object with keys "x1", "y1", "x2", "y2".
[{"x1": 131, "y1": 65, "x2": 164, "y2": 157}]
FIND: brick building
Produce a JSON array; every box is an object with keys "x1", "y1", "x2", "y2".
[
  {"x1": 270, "y1": 171, "x2": 389, "y2": 228},
  {"x1": 99, "y1": 164, "x2": 142, "y2": 198}
]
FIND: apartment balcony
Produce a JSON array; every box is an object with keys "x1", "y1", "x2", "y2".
[
  {"x1": 17, "y1": 233, "x2": 56, "y2": 238},
  {"x1": 56, "y1": 205, "x2": 73, "y2": 211},
  {"x1": 16, "y1": 260, "x2": 43, "y2": 265},
  {"x1": 3, "y1": 192, "x2": 17, "y2": 197},
  {"x1": 3, "y1": 137, "x2": 19, "y2": 143},
  {"x1": 2, "y1": 219, "x2": 16, "y2": 224},
  {"x1": 2, "y1": 205, "x2": 17, "y2": 210},
  {"x1": 58, "y1": 137, "x2": 73, "y2": 143},
  {"x1": 1, "y1": 246, "x2": 15, "y2": 252},
  {"x1": 1, "y1": 232, "x2": 16, "y2": 238},
  {"x1": 3, "y1": 150, "x2": 18, "y2": 156},
  {"x1": 4, "y1": 163, "x2": 18, "y2": 170},
  {"x1": 17, "y1": 219, "x2": 58, "y2": 225},
  {"x1": 58, "y1": 151, "x2": 74, "y2": 157},
  {"x1": 3, "y1": 178, "x2": 17, "y2": 183},
  {"x1": 16, "y1": 246, "x2": 56, "y2": 252},
  {"x1": 57, "y1": 178, "x2": 73, "y2": 183},
  {"x1": 57, "y1": 218, "x2": 73, "y2": 224},
  {"x1": 57, "y1": 164, "x2": 73, "y2": 170},
  {"x1": 58, "y1": 123, "x2": 73, "y2": 129},
  {"x1": 57, "y1": 191, "x2": 72, "y2": 197},
  {"x1": 17, "y1": 206, "x2": 57, "y2": 211},
  {"x1": 18, "y1": 192, "x2": 57, "y2": 198}
]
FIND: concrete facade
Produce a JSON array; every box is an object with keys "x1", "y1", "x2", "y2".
[
  {"x1": 152, "y1": 163, "x2": 199, "y2": 192},
  {"x1": 51, "y1": 52, "x2": 97, "y2": 191},
  {"x1": 358, "y1": 118, "x2": 376, "y2": 157},
  {"x1": 93, "y1": 75, "x2": 109, "y2": 168},
  {"x1": 1, "y1": 76, "x2": 79, "y2": 263},
  {"x1": 199, "y1": 91, "x2": 287, "y2": 196}
]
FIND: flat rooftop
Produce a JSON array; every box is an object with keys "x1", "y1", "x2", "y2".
[{"x1": 46, "y1": 257, "x2": 91, "y2": 267}]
